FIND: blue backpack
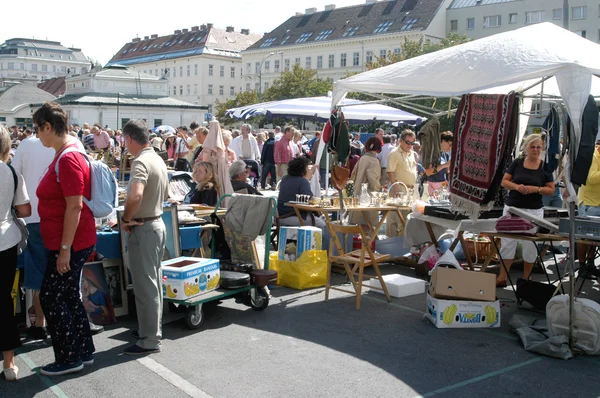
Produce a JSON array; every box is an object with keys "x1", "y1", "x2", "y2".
[{"x1": 55, "y1": 147, "x2": 118, "y2": 218}]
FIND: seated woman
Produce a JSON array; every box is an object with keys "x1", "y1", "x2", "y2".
[
  {"x1": 184, "y1": 161, "x2": 219, "y2": 206},
  {"x1": 496, "y1": 134, "x2": 554, "y2": 287},
  {"x1": 230, "y1": 160, "x2": 261, "y2": 195}
]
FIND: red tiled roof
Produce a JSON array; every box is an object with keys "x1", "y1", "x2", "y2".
[{"x1": 37, "y1": 76, "x2": 66, "y2": 97}]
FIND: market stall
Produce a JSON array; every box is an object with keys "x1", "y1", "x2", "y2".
[{"x1": 331, "y1": 22, "x2": 600, "y2": 346}]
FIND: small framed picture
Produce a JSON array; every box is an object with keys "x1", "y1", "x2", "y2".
[
  {"x1": 102, "y1": 259, "x2": 128, "y2": 317},
  {"x1": 161, "y1": 205, "x2": 181, "y2": 261},
  {"x1": 82, "y1": 261, "x2": 117, "y2": 325}
]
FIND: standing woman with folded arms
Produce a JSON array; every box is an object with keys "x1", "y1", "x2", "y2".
[
  {"x1": 34, "y1": 102, "x2": 97, "y2": 376},
  {"x1": 0, "y1": 125, "x2": 31, "y2": 382}
]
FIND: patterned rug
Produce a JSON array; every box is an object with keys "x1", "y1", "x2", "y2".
[{"x1": 450, "y1": 92, "x2": 519, "y2": 217}]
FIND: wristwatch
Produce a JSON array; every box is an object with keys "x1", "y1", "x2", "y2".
[
  {"x1": 60, "y1": 244, "x2": 71, "y2": 251},
  {"x1": 121, "y1": 216, "x2": 130, "y2": 224},
  {"x1": 538, "y1": 187, "x2": 542, "y2": 194}
]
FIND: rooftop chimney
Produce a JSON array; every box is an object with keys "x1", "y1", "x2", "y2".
[
  {"x1": 305, "y1": 7, "x2": 317, "y2": 14},
  {"x1": 144, "y1": 36, "x2": 149, "y2": 40},
  {"x1": 132, "y1": 38, "x2": 141, "y2": 43},
  {"x1": 226, "y1": 26, "x2": 234, "y2": 33},
  {"x1": 240, "y1": 28, "x2": 249, "y2": 35},
  {"x1": 182, "y1": 28, "x2": 189, "y2": 33},
  {"x1": 206, "y1": 23, "x2": 213, "y2": 29},
  {"x1": 201, "y1": 24, "x2": 207, "y2": 30},
  {"x1": 191, "y1": 26, "x2": 199, "y2": 32},
  {"x1": 295, "y1": 12, "x2": 304, "y2": 16},
  {"x1": 151, "y1": 34, "x2": 158, "y2": 39},
  {"x1": 324, "y1": 4, "x2": 336, "y2": 10},
  {"x1": 174, "y1": 29, "x2": 182, "y2": 34}
]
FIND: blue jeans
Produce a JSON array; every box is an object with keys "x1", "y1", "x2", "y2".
[
  {"x1": 21, "y1": 223, "x2": 50, "y2": 290},
  {"x1": 261, "y1": 163, "x2": 276, "y2": 189},
  {"x1": 579, "y1": 203, "x2": 600, "y2": 217},
  {"x1": 319, "y1": 168, "x2": 329, "y2": 190},
  {"x1": 543, "y1": 186, "x2": 563, "y2": 208}
]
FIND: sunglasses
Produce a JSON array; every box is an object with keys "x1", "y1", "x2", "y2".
[
  {"x1": 403, "y1": 140, "x2": 416, "y2": 145},
  {"x1": 529, "y1": 145, "x2": 542, "y2": 150}
]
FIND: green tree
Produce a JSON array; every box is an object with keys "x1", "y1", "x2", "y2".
[
  {"x1": 262, "y1": 64, "x2": 332, "y2": 102},
  {"x1": 215, "y1": 90, "x2": 260, "y2": 126}
]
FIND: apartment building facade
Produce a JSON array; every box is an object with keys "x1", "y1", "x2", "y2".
[
  {"x1": 107, "y1": 25, "x2": 262, "y2": 120},
  {"x1": 242, "y1": 0, "x2": 453, "y2": 95}
]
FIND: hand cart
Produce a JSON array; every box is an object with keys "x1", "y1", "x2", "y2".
[{"x1": 164, "y1": 194, "x2": 278, "y2": 329}]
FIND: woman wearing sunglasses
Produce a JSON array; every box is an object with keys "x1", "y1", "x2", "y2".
[{"x1": 496, "y1": 134, "x2": 554, "y2": 287}]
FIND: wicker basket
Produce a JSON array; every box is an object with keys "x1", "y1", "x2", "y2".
[{"x1": 463, "y1": 236, "x2": 500, "y2": 264}]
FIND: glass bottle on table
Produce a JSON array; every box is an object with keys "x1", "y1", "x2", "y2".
[{"x1": 359, "y1": 183, "x2": 370, "y2": 207}]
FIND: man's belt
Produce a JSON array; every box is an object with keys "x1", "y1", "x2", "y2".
[{"x1": 133, "y1": 215, "x2": 161, "y2": 222}]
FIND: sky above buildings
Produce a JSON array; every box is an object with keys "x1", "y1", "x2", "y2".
[{"x1": 3, "y1": 0, "x2": 363, "y2": 65}]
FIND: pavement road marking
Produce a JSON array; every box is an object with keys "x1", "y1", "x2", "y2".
[
  {"x1": 413, "y1": 357, "x2": 544, "y2": 397},
  {"x1": 18, "y1": 353, "x2": 69, "y2": 398},
  {"x1": 137, "y1": 356, "x2": 213, "y2": 398}
]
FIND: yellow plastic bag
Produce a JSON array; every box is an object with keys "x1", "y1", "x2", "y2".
[
  {"x1": 12, "y1": 270, "x2": 20, "y2": 315},
  {"x1": 269, "y1": 250, "x2": 328, "y2": 290}
]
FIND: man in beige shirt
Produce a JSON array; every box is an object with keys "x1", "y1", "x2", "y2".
[
  {"x1": 120, "y1": 119, "x2": 168, "y2": 355},
  {"x1": 386, "y1": 129, "x2": 419, "y2": 236}
]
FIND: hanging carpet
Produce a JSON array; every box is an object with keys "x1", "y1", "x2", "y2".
[{"x1": 449, "y1": 92, "x2": 519, "y2": 218}]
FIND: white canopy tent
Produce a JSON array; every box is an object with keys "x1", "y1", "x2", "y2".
[{"x1": 328, "y1": 22, "x2": 600, "y2": 351}]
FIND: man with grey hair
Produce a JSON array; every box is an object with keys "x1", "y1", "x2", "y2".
[
  {"x1": 230, "y1": 160, "x2": 261, "y2": 195},
  {"x1": 119, "y1": 119, "x2": 168, "y2": 355}
]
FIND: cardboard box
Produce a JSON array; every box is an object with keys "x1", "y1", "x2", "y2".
[
  {"x1": 426, "y1": 292, "x2": 501, "y2": 329},
  {"x1": 278, "y1": 226, "x2": 323, "y2": 260},
  {"x1": 429, "y1": 266, "x2": 496, "y2": 302},
  {"x1": 161, "y1": 257, "x2": 220, "y2": 300},
  {"x1": 366, "y1": 274, "x2": 426, "y2": 298}
]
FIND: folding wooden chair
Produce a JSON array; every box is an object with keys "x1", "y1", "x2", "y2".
[{"x1": 326, "y1": 222, "x2": 391, "y2": 310}]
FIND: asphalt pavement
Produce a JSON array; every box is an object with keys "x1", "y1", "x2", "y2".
[{"x1": 3, "y1": 256, "x2": 600, "y2": 398}]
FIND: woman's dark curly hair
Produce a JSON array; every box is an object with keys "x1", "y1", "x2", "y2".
[{"x1": 287, "y1": 156, "x2": 311, "y2": 177}]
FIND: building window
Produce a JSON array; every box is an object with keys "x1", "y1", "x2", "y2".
[
  {"x1": 255, "y1": 62, "x2": 260, "y2": 74},
  {"x1": 573, "y1": 30, "x2": 587, "y2": 38},
  {"x1": 207, "y1": 105, "x2": 213, "y2": 114},
  {"x1": 195, "y1": 64, "x2": 198, "y2": 75},
  {"x1": 328, "y1": 54, "x2": 334, "y2": 68},
  {"x1": 509, "y1": 13, "x2": 518, "y2": 24},
  {"x1": 194, "y1": 84, "x2": 198, "y2": 94},
  {"x1": 317, "y1": 56, "x2": 323, "y2": 69},
  {"x1": 173, "y1": 86, "x2": 177, "y2": 95},
  {"x1": 208, "y1": 84, "x2": 213, "y2": 94},
  {"x1": 186, "y1": 85, "x2": 191, "y2": 95},
  {"x1": 220, "y1": 65, "x2": 225, "y2": 77},
  {"x1": 379, "y1": 49, "x2": 387, "y2": 59},
  {"x1": 374, "y1": 21, "x2": 394, "y2": 33},
  {"x1": 525, "y1": 11, "x2": 544, "y2": 24},
  {"x1": 274, "y1": 60, "x2": 280, "y2": 72},
  {"x1": 255, "y1": 82, "x2": 259, "y2": 91},
  {"x1": 343, "y1": 26, "x2": 360, "y2": 37},
  {"x1": 32, "y1": 64, "x2": 38, "y2": 71},
  {"x1": 230, "y1": 86, "x2": 235, "y2": 96},
  {"x1": 340, "y1": 53, "x2": 347, "y2": 67},
  {"x1": 260, "y1": 37, "x2": 277, "y2": 48},
  {"x1": 180, "y1": 85, "x2": 183, "y2": 95},
  {"x1": 552, "y1": 8, "x2": 563, "y2": 20},
  {"x1": 280, "y1": 35, "x2": 291, "y2": 45},
  {"x1": 219, "y1": 85, "x2": 224, "y2": 95},
  {"x1": 531, "y1": 102, "x2": 541, "y2": 116},
  {"x1": 467, "y1": 18, "x2": 475, "y2": 30},
  {"x1": 154, "y1": 119, "x2": 163, "y2": 127},
  {"x1": 393, "y1": 48, "x2": 401, "y2": 56},
  {"x1": 483, "y1": 15, "x2": 501, "y2": 28},
  {"x1": 572, "y1": 6, "x2": 587, "y2": 19},
  {"x1": 246, "y1": 63, "x2": 251, "y2": 74},
  {"x1": 264, "y1": 82, "x2": 269, "y2": 91},
  {"x1": 366, "y1": 51, "x2": 373, "y2": 64},
  {"x1": 246, "y1": 83, "x2": 251, "y2": 92},
  {"x1": 353, "y1": 52, "x2": 360, "y2": 66},
  {"x1": 450, "y1": 20, "x2": 458, "y2": 31},
  {"x1": 315, "y1": 30, "x2": 333, "y2": 41},
  {"x1": 401, "y1": 18, "x2": 418, "y2": 31},
  {"x1": 173, "y1": 68, "x2": 176, "y2": 78},
  {"x1": 305, "y1": 57, "x2": 312, "y2": 69},
  {"x1": 264, "y1": 61, "x2": 270, "y2": 72},
  {"x1": 209, "y1": 64, "x2": 214, "y2": 76},
  {"x1": 179, "y1": 66, "x2": 183, "y2": 76},
  {"x1": 187, "y1": 65, "x2": 190, "y2": 76},
  {"x1": 155, "y1": 69, "x2": 159, "y2": 76},
  {"x1": 296, "y1": 32, "x2": 313, "y2": 43},
  {"x1": 230, "y1": 67, "x2": 235, "y2": 78},
  {"x1": 284, "y1": 59, "x2": 290, "y2": 71},
  {"x1": 42, "y1": 65, "x2": 47, "y2": 72}
]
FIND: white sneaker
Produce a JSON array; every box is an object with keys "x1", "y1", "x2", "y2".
[{"x1": 3, "y1": 366, "x2": 18, "y2": 381}]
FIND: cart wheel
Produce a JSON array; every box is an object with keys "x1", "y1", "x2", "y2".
[
  {"x1": 250, "y1": 287, "x2": 269, "y2": 311},
  {"x1": 184, "y1": 304, "x2": 204, "y2": 329}
]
